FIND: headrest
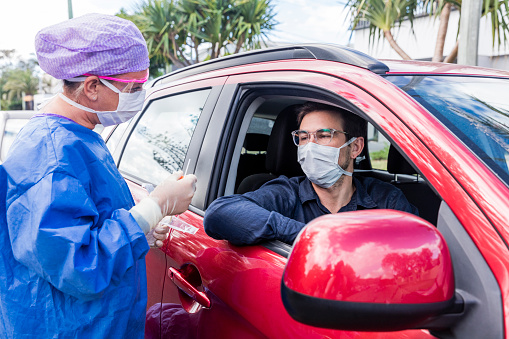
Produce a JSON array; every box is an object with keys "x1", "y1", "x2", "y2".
[
  {"x1": 266, "y1": 104, "x2": 304, "y2": 177},
  {"x1": 387, "y1": 145, "x2": 417, "y2": 175},
  {"x1": 244, "y1": 133, "x2": 270, "y2": 152}
]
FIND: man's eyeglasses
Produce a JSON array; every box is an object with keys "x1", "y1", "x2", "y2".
[{"x1": 291, "y1": 128, "x2": 348, "y2": 146}]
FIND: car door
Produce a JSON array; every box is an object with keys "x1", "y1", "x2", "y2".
[{"x1": 105, "y1": 77, "x2": 226, "y2": 332}]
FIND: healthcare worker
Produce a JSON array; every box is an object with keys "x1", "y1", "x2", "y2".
[{"x1": 0, "y1": 13, "x2": 197, "y2": 338}]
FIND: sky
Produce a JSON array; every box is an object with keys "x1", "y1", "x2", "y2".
[{"x1": 0, "y1": 0, "x2": 351, "y2": 61}]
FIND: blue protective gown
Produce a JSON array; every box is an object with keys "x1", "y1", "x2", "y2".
[{"x1": 0, "y1": 115, "x2": 150, "y2": 338}]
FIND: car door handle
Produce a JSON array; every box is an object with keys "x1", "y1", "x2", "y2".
[{"x1": 168, "y1": 267, "x2": 211, "y2": 308}]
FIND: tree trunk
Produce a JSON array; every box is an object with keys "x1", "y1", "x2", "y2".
[
  {"x1": 444, "y1": 40, "x2": 459, "y2": 63},
  {"x1": 384, "y1": 29, "x2": 412, "y2": 60},
  {"x1": 433, "y1": 3, "x2": 452, "y2": 62},
  {"x1": 235, "y1": 34, "x2": 245, "y2": 54},
  {"x1": 169, "y1": 35, "x2": 191, "y2": 67},
  {"x1": 165, "y1": 52, "x2": 186, "y2": 69},
  {"x1": 193, "y1": 37, "x2": 200, "y2": 63},
  {"x1": 177, "y1": 50, "x2": 192, "y2": 66},
  {"x1": 211, "y1": 42, "x2": 219, "y2": 59}
]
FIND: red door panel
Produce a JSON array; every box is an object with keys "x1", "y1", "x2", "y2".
[{"x1": 159, "y1": 211, "x2": 435, "y2": 339}]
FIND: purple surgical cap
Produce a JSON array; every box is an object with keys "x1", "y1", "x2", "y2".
[{"x1": 35, "y1": 13, "x2": 149, "y2": 79}]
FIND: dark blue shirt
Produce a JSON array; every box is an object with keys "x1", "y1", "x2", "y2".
[{"x1": 204, "y1": 175, "x2": 418, "y2": 245}]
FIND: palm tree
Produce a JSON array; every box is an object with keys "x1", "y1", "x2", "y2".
[
  {"x1": 434, "y1": 0, "x2": 509, "y2": 63},
  {"x1": 139, "y1": 0, "x2": 191, "y2": 68},
  {"x1": 346, "y1": 0, "x2": 419, "y2": 60},
  {"x1": 3, "y1": 68, "x2": 39, "y2": 109},
  {"x1": 196, "y1": 0, "x2": 237, "y2": 59},
  {"x1": 118, "y1": 0, "x2": 277, "y2": 69},
  {"x1": 347, "y1": 0, "x2": 509, "y2": 63},
  {"x1": 231, "y1": 0, "x2": 277, "y2": 53},
  {"x1": 177, "y1": 0, "x2": 206, "y2": 63},
  {"x1": 429, "y1": 0, "x2": 453, "y2": 62}
]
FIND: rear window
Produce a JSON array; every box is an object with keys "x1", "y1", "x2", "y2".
[
  {"x1": 118, "y1": 89, "x2": 210, "y2": 184},
  {"x1": 386, "y1": 75, "x2": 509, "y2": 186}
]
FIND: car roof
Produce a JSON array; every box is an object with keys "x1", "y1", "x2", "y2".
[
  {"x1": 150, "y1": 44, "x2": 390, "y2": 87},
  {"x1": 383, "y1": 59, "x2": 509, "y2": 77},
  {"x1": 149, "y1": 43, "x2": 509, "y2": 88}
]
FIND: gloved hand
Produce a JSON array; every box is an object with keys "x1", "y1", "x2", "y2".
[
  {"x1": 150, "y1": 171, "x2": 197, "y2": 216},
  {"x1": 146, "y1": 223, "x2": 171, "y2": 248},
  {"x1": 130, "y1": 171, "x2": 197, "y2": 234}
]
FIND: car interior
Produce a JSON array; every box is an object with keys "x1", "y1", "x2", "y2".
[{"x1": 229, "y1": 96, "x2": 442, "y2": 227}]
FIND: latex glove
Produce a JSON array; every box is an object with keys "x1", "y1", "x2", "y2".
[
  {"x1": 150, "y1": 171, "x2": 197, "y2": 216},
  {"x1": 146, "y1": 223, "x2": 171, "y2": 248},
  {"x1": 130, "y1": 171, "x2": 197, "y2": 234}
]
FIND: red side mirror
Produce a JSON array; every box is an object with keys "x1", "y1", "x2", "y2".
[{"x1": 281, "y1": 210, "x2": 455, "y2": 331}]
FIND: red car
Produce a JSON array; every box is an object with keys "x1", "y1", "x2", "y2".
[{"x1": 102, "y1": 44, "x2": 509, "y2": 338}]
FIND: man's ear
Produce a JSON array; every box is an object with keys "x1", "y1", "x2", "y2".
[
  {"x1": 83, "y1": 76, "x2": 101, "y2": 101},
  {"x1": 350, "y1": 137, "x2": 364, "y2": 159}
]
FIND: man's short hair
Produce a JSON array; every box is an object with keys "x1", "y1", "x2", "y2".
[{"x1": 296, "y1": 102, "x2": 367, "y2": 138}]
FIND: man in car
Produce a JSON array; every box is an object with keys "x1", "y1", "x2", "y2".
[{"x1": 204, "y1": 102, "x2": 418, "y2": 245}]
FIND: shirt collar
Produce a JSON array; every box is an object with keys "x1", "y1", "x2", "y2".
[
  {"x1": 299, "y1": 177, "x2": 318, "y2": 203},
  {"x1": 352, "y1": 176, "x2": 378, "y2": 209},
  {"x1": 298, "y1": 176, "x2": 378, "y2": 209}
]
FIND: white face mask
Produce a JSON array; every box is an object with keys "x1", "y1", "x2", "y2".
[
  {"x1": 298, "y1": 137, "x2": 357, "y2": 188},
  {"x1": 58, "y1": 78, "x2": 146, "y2": 127}
]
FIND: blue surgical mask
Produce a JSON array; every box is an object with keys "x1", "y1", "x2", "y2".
[{"x1": 298, "y1": 137, "x2": 357, "y2": 188}]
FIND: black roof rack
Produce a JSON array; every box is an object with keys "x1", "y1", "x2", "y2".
[{"x1": 151, "y1": 44, "x2": 389, "y2": 87}]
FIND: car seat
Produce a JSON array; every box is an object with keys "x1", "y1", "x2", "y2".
[
  {"x1": 236, "y1": 104, "x2": 304, "y2": 194},
  {"x1": 387, "y1": 145, "x2": 441, "y2": 225},
  {"x1": 235, "y1": 133, "x2": 270, "y2": 191}
]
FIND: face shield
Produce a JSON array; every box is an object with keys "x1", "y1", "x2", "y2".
[{"x1": 82, "y1": 70, "x2": 149, "y2": 93}]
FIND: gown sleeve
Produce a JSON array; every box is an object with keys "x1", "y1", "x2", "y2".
[{"x1": 6, "y1": 170, "x2": 149, "y2": 301}]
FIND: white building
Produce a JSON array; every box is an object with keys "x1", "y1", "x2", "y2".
[{"x1": 352, "y1": 8, "x2": 509, "y2": 71}]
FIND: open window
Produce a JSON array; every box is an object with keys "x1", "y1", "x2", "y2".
[{"x1": 216, "y1": 85, "x2": 444, "y2": 238}]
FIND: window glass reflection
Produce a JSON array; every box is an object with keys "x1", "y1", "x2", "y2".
[
  {"x1": 119, "y1": 89, "x2": 210, "y2": 184},
  {"x1": 387, "y1": 75, "x2": 509, "y2": 186}
]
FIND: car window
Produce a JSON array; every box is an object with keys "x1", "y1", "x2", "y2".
[
  {"x1": 387, "y1": 75, "x2": 509, "y2": 186},
  {"x1": 367, "y1": 123, "x2": 390, "y2": 170},
  {"x1": 246, "y1": 117, "x2": 273, "y2": 136},
  {"x1": 119, "y1": 89, "x2": 210, "y2": 184},
  {"x1": 1, "y1": 118, "x2": 30, "y2": 160},
  {"x1": 105, "y1": 120, "x2": 131, "y2": 155}
]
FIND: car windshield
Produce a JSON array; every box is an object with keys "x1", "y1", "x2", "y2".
[{"x1": 386, "y1": 75, "x2": 509, "y2": 187}]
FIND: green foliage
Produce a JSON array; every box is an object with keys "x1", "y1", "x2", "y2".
[
  {"x1": 117, "y1": 0, "x2": 277, "y2": 72},
  {"x1": 370, "y1": 144, "x2": 390, "y2": 160},
  {"x1": 4, "y1": 69, "x2": 39, "y2": 98},
  {"x1": 369, "y1": 143, "x2": 390, "y2": 170},
  {"x1": 7, "y1": 98, "x2": 22, "y2": 110},
  {"x1": 0, "y1": 50, "x2": 39, "y2": 110},
  {"x1": 347, "y1": 0, "x2": 418, "y2": 41},
  {"x1": 481, "y1": 0, "x2": 509, "y2": 48}
]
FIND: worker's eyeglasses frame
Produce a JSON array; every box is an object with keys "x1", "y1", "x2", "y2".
[{"x1": 83, "y1": 72, "x2": 148, "y2": 94}]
